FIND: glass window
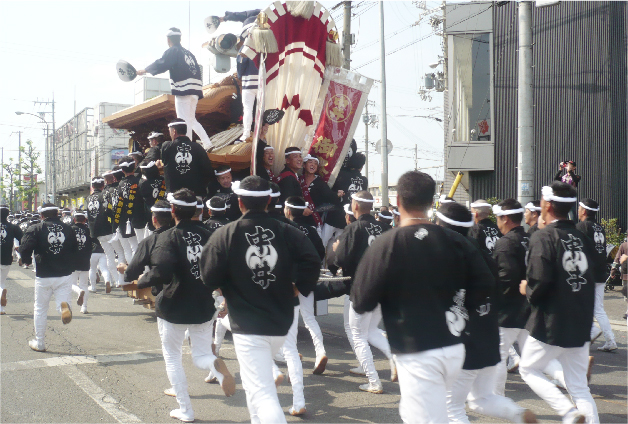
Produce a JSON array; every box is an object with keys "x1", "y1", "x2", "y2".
[{"x1": 450, "y1": 33, "x2": 491, "y2": 142}]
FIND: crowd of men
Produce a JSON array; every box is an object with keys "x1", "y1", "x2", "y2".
[{"x1": 1, "y1": 116, "x2": 625, "y2": 424}]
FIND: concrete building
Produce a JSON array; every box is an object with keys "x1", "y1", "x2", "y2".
[{"x1": 443, "y1": 1, "x2": 627, "y2": 229}]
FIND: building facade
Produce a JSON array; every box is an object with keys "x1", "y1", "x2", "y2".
[{"x1": 444, "y1": 1, "x2": 627, "y2": 229}]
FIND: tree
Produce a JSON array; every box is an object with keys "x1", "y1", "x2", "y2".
[
  {"x1": 0, "y1": 158, "x2": 21, "y2": 211},
  {"x1": 19, "y1": 140, "x2": 42, "y2": 211}
]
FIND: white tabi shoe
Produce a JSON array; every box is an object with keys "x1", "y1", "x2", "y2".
[
  {"x1": 590, "y1": 326, "x2": 603, "y2": 343},
  {"x1": 350, "y1": 366, "x2": 366, "y2": 376},
  {"x1": 289, "y1": 406, "x2": 307, "y2": 416},
  {"x1": 358, "y1": 382, "x2": 383, "y2": 394},
  {"x1": 80, "y1": 306, "x2": 88, "y2": 314},
  {"x1": 390, "y1": 358, "x2": 398, "y2": 382},
  {"x1": 28, "y1": 338, "x2": 46, "y2": 352},
  {"x1": 274, "y1": 351, "x2": 286, "y2": 363},
  {"x1": 212, "y1": 357, "x2": 236, "y2": 397},
  {"x1": 562, "y1": 408, "x2": 585, "y2": 424},
  {"x1": 77, "y1": 291, "x2": 85, "y2": 306},
  {"x1": 597, "y1": 340, "x2": 618, "y2": 352},
  {"x1": 204, "y1": 371, "x2": 217, "y2": 384},
  {"x1": 60, "y1": 302, "x2": 72, "y2": 324},
  {"x1": 275, "y1": 371, "x2": 284, "y2": 387},
  {"x1": 313, "y1": 355, "x2": 328, "y2": 375},
  {"x1": 170, "y1": 408, "x2": 194, "y2": 423},
  {"x1": 1, "y1": 288, "x2": 7, "y2": 307},
  {"x1": 164, "y1": 387, "x2": 176, "y2": 397},
  {"x1": 517, "y1": 409, "x2": 538, "y2": 423},
  {"x1": 105, "y1": 281, "x2": 111, "y2": 294}
]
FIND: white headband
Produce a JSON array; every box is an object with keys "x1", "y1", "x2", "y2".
[
  {"x1": 151, "y1": 206, "x2": 172, "y2": 213},
  {"x1": 378, "y1": 212, "x2": 393, "y2": 220},
  {"x1": 147, "y1": 132, "x2": 163, "y2": 139},
  {"x1": 284, "y1": 150, "x2": 302, "y2": 157},
  {"x1": 73, "y1": 211, "x2": 87, "y2": 217},
  {"x1": 129, "y1": 151, "x2": 143, "y2": 156},
  {"x1": 167, "y1": 29, "x2": 182, "y2": 36},
  {"x1": 392, "y1": 209, "x2": 401, "y2": 216},
  {"x1": 303, "y1": 154, "x2": 319, "y2": 164},
  {"x1": 344, "y1": 204, "x2": 354, "y2": 216},
  {"x1": 439, "y1": 195, "x2": 454, "y2": 204},
  {"x1": 168, "y1": 121, "x2": 185, "y2": 127},
  {"x1": 525, "y1": 202, "x2": 541, "y2": 212},
  {"x1": 542, "y1": 186, "x2": 577, "y2": 203},
  {"x1": 140, "y1": 161, "x2": 156, "y2": 169},
  {"x1": 492, "y1": 205, "x2": 525, "y2": 217},
  {"x1": 166, "y1": 192, "x2": 197, "y2": 207},
  {"x1": 196, "y1": 203, "x2": 204, "y2": 209},
  {"x1": 102, "y1": 171, "x2": 113, "y2": 176},
  {"x1": 215, "y1": 168, "x2": 231, "y2": 176},
  {"x1": 275, "y1": 204, "x2": 283, "y2": 209},
  {"x1": 40, "y1": 206, "x2": 59, "y2": 212},
  {"x1": 351, "y1": 193, "x2": 374, "y2": 203},
  {"x1": 0, "y1": 206, "x2": 9, "y2": 210},
  {"x1": 285, "y1": 201, "x2": 309, "y2": 210},
  {"x1": 91, "y1": 178, "x2": 105, "y2": 184},
  {"x1": 264, "y1": 146, "x2": 274, "y2": 151},
  {"x1": 206, "y1": 200, "x2": 227, "y2": 212},
  {"x1": 470, "y1": 201, "x2": 492, "y2": 208},
  {"x1": 118, "y1": 161, "x2": 134, "y2": 167},
  {"x1": 435, "y1": 211, "x2": 474, "y2": 228},
  {"x1": 579, "y1": 202, "x2": 599, "y2": 212},
  {"x1": 270, "y1": 190, "x2": 281, "y2": 198},
  {"x1": 231, "y1": 181, "x2": 272, "y2": 197}
]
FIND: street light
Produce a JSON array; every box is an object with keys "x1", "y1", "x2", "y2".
[{"x1": 15, "y1": 111, "x2": 51, "y2": 205}]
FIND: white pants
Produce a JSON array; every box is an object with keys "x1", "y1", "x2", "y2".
[
  {"x1": 0, "y1": 264, "x2": 10, "y2": 291},
  {"x1": 349, "y1": 302, "x2": 392, "y2": 385},
  {"x1": 298, "y1": 292, "x2": 326, "y2": 358},
  {"x1": 34, "y1": 274, "x2": 74, "y2": 344},
  {"x1": 134, "y1": 227, "x2": 146, "y2": 244},
  {"x1": 145, "y1": 223, "x2": 154, "y2": 238},
  {"x1": 157, "y1": 318, "x2": 219, "y2": 416},
  {"x1": 519, "y1": 337, "x2": 599, "y2": 423},
  {"x1": 343, "y1": 295, "x2": 355, "y2": 350},
  {"x1": 233, "y1": 333, "x2": 287, "y2": 424},
  {"x1": 447, "y1": 366, "x2": 525, "y2": 423},
  {"x1": 591, "y1": 283, "x2": 615, "y2": 343},
  {"x1": 98, "y1": 234, "x2": 124, "y2": 285},
  {"x1": 214, "y1": 315, "x2": 232, "y2": 354},
  {"x1": 281, "y1": 306, "x2": 305, "y2": 409},
  {"x1": 89, "y1": 253, "x2": 111, "y2": 288},
  {"x1": 241, "y1": 89, "x2": 257, "y2": 139},
  {"x1": 175, "y1": 95, "x2": 211, "y2": 148},
  {"x1": 71, "y1": 271, "x2": 90, "y2": 309},
  {"x1": 496, "y1": 327, "x2": 565, "y2": 396},
  {"x1": 320, "y1": 224, "x2": 343, "y2": 259},
  {"x1": 119, "y1": 233, "x2": 137, "y2": 265},
  {"x1": 395, "y1": 343, "x2": 465, "y2": 424}
]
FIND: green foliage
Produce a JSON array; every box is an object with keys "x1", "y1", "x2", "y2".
[
  {"x1": 485, "y1": 197, "x2": 501, "y2": 224},
  {"x1": 601, "y1": 218, "x2": 625, "y2": 248}
]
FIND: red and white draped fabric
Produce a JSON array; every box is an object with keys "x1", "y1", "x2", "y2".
[{"x1": 242, "y1": 1, "x2": 339, "y2": 176}]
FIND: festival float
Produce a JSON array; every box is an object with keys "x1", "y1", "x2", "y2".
[{"x1": 106, "y1": 1, "x2": 373, "y2": 307}]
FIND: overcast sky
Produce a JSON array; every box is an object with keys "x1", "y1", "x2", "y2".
[{"x1": 0, "y1": 0, "x2": 445, "y2": 186}]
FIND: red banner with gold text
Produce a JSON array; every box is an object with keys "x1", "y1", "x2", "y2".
[{"x1": 308, "y1": 81, "x2": 363, "y2": 184}]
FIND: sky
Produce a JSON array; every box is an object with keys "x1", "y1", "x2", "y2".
[{"x1": 0, "y1": 0, "x2": 445, "y2": 187}]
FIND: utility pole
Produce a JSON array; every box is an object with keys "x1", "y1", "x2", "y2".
[
  {"x1": 1, "y1": 147, "x2": 3, "y2": 203},
  {"x1": 9, "y1": 131, "x2": 22, "y2": 210},
  {"x1": 342, "y1": 1, "x2": 352, "y2": 69},
  {"x1": 415, "y1": 144, "x2": 418, "y2": 170},
  {"x1": 517, "y1": 2, "x2": 534, "y2": 206},
  {"x1": 363, "y1": 102, "x2": 369, "y2": 178},
  {"x1": 379, "y1": 1, "x2": 389, "y2": 207},
  {"x1": 35, "y1": 96, "x2": 56, "y2": 204}
]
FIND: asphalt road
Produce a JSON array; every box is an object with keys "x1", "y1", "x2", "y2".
[{"x1": 1, "y1": 263, "x2": 626, "y2": 423}]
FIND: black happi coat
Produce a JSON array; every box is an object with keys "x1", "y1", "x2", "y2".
[
  {"x1": 206, "y1": 184, "x2": 241, "y2": 222},
  {"x1": 277, "y1": 167, "x2": 302, "y2": 206},
  {"x1": 526, "y1": 221, "x2": 596, "y2": 348},
  {"x1": 86, "y1": 189, "x2": 113, "y2": 238},
  {"x1": 126, "y1": 226, "x2": 170, "y2": 284},
  {"x1": 19, "y1": 216, "x2": 78, "y2": 278},
  {"x1": 335, "y1": 214, "x2": 385, "y2": 283},
  {"x1": 116, "y1": 174, "x2": 146, "y2": 237},
  {"x1": 145, "y1": 44, "x2": 203, "y2": 98},
  {"x1": 142, "y1": 220, "x2": 214, "y2": 324},
  {"x1": 492, "y1": 226, "x2": 530, "y2": 329},
  {"x1": 104, "y1": 182, "x2": 120, "y2": 232},
  {"x1": 352, "y1": 224, "x2": 495, "y2": 356},
  {"x1": 92, "y1": 238, "x2": 104, "y2": 254},
  {"x1": 71, "y1": 223, "x2": 93, "y2": 272},
  {"x1": 144, "y1": 145, "x2": 162, "y2": 163},
  {"x1": 0, "y1": 219, "x2": 23, "y2": 266},
  {"x1": 306, "y1": 175, "x2": 345, "y2": 229},
  {"x1": 203, "y1": 215, "x2": 230, "y2": 237},
  {"x1": 576, "y1": 218, "x2": 607, "y2": 282},
  {"x1": 139, "y1": 175, "x2": 166, "y2": 231},
  {"x1": 293, "y1": 216, "x2": 326, "y2": 261},
  {"x1": 527, "y1": 223, "x2": 539, "y2": 237},
  {"x1": 200, "y1": 211, "x2": 320, "y2": 336},
  {"x1": 332, "y1": 168, "x2": 368, "y2": 207},
  {"x1": 468, "y1": 218, "x2": 501, "y2": 255},
  {"x1": 161, "y1": 136, "x2": 213, "y2": 197}
]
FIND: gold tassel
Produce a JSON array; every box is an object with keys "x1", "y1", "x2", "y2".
[
  {"x1": 250, "y1": 27, "x2": 279, "y2": 53},
  {"x1": 287, "y1": 1, "x2": 315, "y2": 19},
  {"x1": 326, "y1": 40, "x2": 343, "y2": 68}
]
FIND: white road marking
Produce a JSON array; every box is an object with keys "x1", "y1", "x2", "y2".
[{"x1": 62, "y1": 364, "x2": 142, "y2": 423}]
